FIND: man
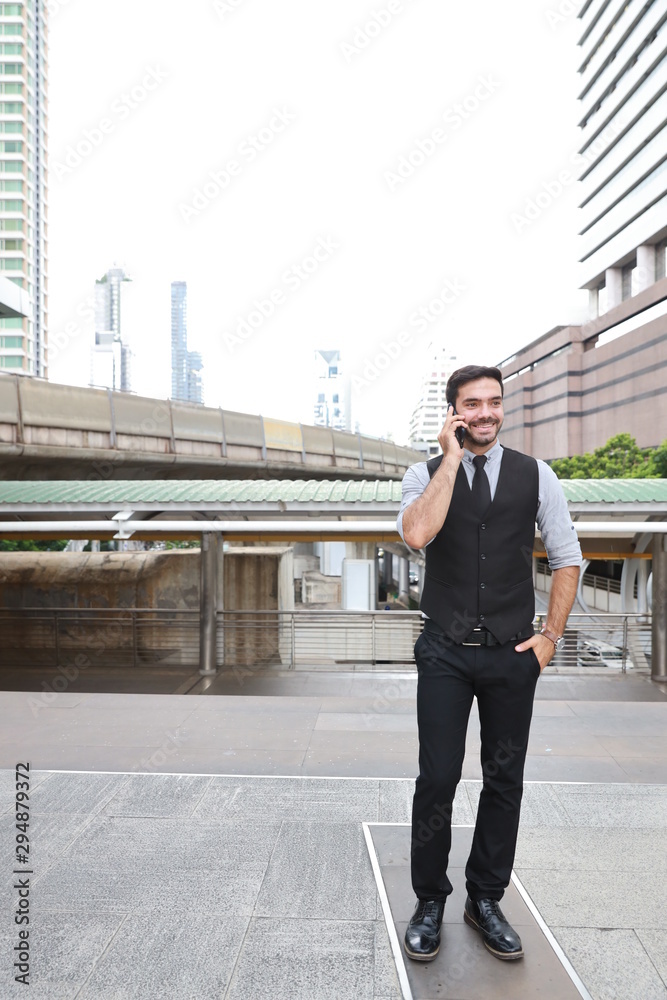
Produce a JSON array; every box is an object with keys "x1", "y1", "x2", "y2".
[{"x1": 397, "y1": 364, "x2": 581, "y2": 962}]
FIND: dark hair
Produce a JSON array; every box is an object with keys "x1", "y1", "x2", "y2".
[{"x1": 445, "y1": 365, "x2": 504, "y2": 407}]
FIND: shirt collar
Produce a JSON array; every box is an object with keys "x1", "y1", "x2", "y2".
[{"x1": 462, "y1": 439, "x2": 503, "y2": 466}]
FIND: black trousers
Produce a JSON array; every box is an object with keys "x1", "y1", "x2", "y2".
[{"x1": 411, "y1": 622, "x2": 540, "y2": 902}]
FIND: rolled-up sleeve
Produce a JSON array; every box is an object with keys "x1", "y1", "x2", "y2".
[
  {"x1": 536, "y1": 461, "x2": 583, "y2": 569},
  {"x1": 396, "y1": 462, "x2": 430, "y2": 543}
]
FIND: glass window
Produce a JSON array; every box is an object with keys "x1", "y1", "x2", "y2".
[
  {"x1": 0, "y1": 238, "x2": 22, "y2": 249},
  {"x1": 0, "y1": 355, "x2": 23, "y2": 367},
  {"x1": 0, "y1": 24, "x2": 22, "y2": 35},
  {"x1": 0, "y1": 316, "x2": 23, "y2": 329},
  {"x1": 0, "y1": 335, "x2": 24, "y2": 347},
  {"x1": 332, "y1": 394, "x2": 339, "y2": 403},
  {"x1": 328, "y1": 366, "x2": 338, "y2": 376},
  {"x1": 0, "y1": 63, "x2": 23, "y2": 75},
  {"x1": 1, "y1": 122, "x2": 22, "y2": 133},
  {"x1": 0, "y1": 83, "x2": 23, "y2": 94},
  {"x1": 0, "y1": 140, "x2": 22, "y2": 152},
  {"x1": 0, "y1": 43, "x2": 22, "y2": 54},
  {"x1": 0, "y1": 6, "x2": 24, "y2": 14},
  {"x1": 0, "y1": 102, "x2": 22, "y2": 113},
  {"x1": 2, "y1": 258, "x2": 23, "y2": 269},
  {"x1": 0, "y1": 179, "x2": 22, "y2": 191},
  {"x1": 0, "y1": 199, "x2": 22, "y2": 211}
]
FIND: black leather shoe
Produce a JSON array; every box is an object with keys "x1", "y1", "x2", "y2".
[
  {"x1": 463, "y1": 896, "x2": 524, "y2": 960},
  {"x1": 404, "y1": 898, "x2": 445, "y2": 961}
]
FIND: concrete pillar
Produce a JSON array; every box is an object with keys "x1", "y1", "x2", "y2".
[
  {"x1": 91, "y1": 539, "x2": 100, "y2": 553},
  {"x1": 651, "y1": 536, "x2": 667, "y2": 681},
  {"x1": 399, "y1": 558, "x2": 410, "y2": 604},
  {"x1": 382, "y1": 550, "x2": 393, "y2": 588},
  {"x1": 636, "y1": 244, "x2": 656, "y2": 292},
  {"x1": 199, "y1": 533, "x2": 219, "y2": 676},
  {"x1": 588, "y1": 287, "x2": 599, "y2": 319},
  {"x1": 605, "y1": 266, "x2": 623, "y2": 309}
]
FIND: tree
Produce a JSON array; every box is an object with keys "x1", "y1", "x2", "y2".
[{"x1": 550, "y1": 433, "x2": 663, "y2": 479}]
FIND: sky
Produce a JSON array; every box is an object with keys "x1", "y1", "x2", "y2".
[{"x1": 46, "y1": 0, "x2": 588, "y2": 444}]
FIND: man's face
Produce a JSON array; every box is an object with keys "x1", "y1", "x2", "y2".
[{"x1": 454, "y1": 377, "x2": 504, "y2": 448}]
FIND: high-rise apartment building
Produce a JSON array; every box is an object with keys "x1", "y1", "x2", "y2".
[
  {"x1": 408, "y1": 344, "x2": 458, "y2": 457},
  {"x1": 171, "y1": 280, "x2": 203, "y2": 404},
  {"x1": 499, "y1": 0, "x2": 667, "y2": 459},
  {"x1": 314, "y1": 349, "x2": 350, "y2": 432},
  {"x1": 578, "y1": 0, "x2": 666, "y2": 313},
  {"x1": 0, "y1": 0, "x2": 48, "y2": 377},
  {"x1": 90, "y1": 266, "x2": 132, "y2": 392}
]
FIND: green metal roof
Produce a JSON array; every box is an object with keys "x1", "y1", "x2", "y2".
[
  {"x1": 560, "y1": 480, "x2": 667, "y2": 503},
  {"x1": 0, "y1": 479, "x2": 404, "y2": 504},
  {"x1": 0, "y1": 479, "x2": 666, "y2": 505}
]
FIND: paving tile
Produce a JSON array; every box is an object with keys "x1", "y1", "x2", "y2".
[
  {"x1": 306, "y1": 730, "x2": 419, "y2": 753},
  {"x1": 76, "y1": 911, "x2": 247, "y2": 1000},
  {"x1": 552, "y1": 782, "x2": 667, "y2": 828},
  {"x1": 514, "y1": 827, "x2": 667, "y2": 873},
  {"x1": 193, "y1": 775, "x2": 379, "y2": 822},
  {"x1": 378, "y1": 779, "x2": 474, "y2": 827},
  {"x1": 596, "y1": 735, "x2": 667, "y2": 758},
  {"x1": 318, "y1": 695, "x2": 416, "y2": 715},
  {"x1": 226, "y1": 918, "x2": 376, "y2": 1000},
  {"x1": 27, "y1": 771, "x2": 130, "y2": 816},
  {"x1": 615, "y1": 757, "x2": 667, "y2": 782},
  {"x1": 0, "y1": 744, "x2": 172, "y2": 772},
  {"x1": 180, "y1": 708, "x2": 320, "y2": 734},
  {"x1": 0, "y1": 910, "x2": 123, "y2": 1000},
  {"x1": 635, "y1": 928, "x2": 667, "y2": 986},
  {"x1": 36, "y1": 859, "x2": 267, "y2": 915},
  {"x1": 255, "y1": 820, "x2": 378, "y2": 920},
  {"x1": 526, "y1": 731, "x2": 611, "y2": 757},
  {"x1": 3, "y1": 717, "x2": 192, "y2": 749},
  {"x1": 314, "y1": 711, "x2": 418, "y2": 732},
  {"x1": 302, "y1": 749, "x2": 418, "y2": 778},
  {"x1": 0, "y1": 810, "x2": 96, "y2": 874},
  {"x1": 171, "y1": 721, "x2": 314, "y2": 752},
  {"x1": 520, "y1": 755, "x2": 629, "y2": 783},
  {"x1": 552, "y1": 927, "x2": 667, "y2": 1000},
  {"x1": 0, "y1": 767, "x2": 50, "y2": 815},
  {"x1": 193, "y1": 693, "x2": 324, "y2": 712},
  {"x1": 531, "y1": 701, "x2": 578, "y2": 717},
  {"x1": 57, "y1": 814, "x2": 282, "y2": 867},
  {"x1": 101, "y1": 773, "x2": 212, "y2": 816},
  {"x1": 515, "y1": 869, "x2": 667, "y2": 929},
  {"x1": 154, "y1": 746, "x2": 307, "y2": 775}
]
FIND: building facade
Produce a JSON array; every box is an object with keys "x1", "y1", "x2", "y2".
[
  {"x1": 0, "y1": 0, "x2": 48, "y2": 378},
  {"x1": 499, "y1": 0, "x2": 667, "y2": 460},
  {"x1": 314, "y1": 349, "x2": 350, "y2": 432},
  {"x1": 408, "y1": 345, "x2": 458, "y2": 457},
  {"x1": 171, "y1": 280, "x2": 203, "y2": 404},
  {"x1": 90, "y1": 266, "x2": 132, "y2": 392}
]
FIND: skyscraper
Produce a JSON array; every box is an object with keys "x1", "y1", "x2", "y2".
[
  {"x1": 409, "y1": 344, "x2": 458, "y2": 457},
  {"x1": 91, "y1": 265, "x2": 132, "y2": 391},
  {"x1": 0, "y1": 0, "x2": 48, "y2": 377},
  {"x1": 577, "y1": 0, "x2": 666, "y2": 315},
  {"x1": 171, "y1": 280, "x2": 203, "y2": 404},
  {"x1": 313, "y1": 349, "x2": 350, "y2": 432}
]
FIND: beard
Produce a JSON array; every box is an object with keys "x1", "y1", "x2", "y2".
[{"x1": 465, "y1": 417, "x2": 503, "y2": 446}]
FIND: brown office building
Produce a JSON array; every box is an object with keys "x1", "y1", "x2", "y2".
[{"x1": 499, "y1": 0, "x2": 667, "y2": 462}]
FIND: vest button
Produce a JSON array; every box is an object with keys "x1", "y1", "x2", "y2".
[
  {"x1": 479, "y1": 615, "x2": 485, "y2": 621},
  {"x1": 480, "y1": 554, "x2": 486, "y2": 560},
  {"x1": 480, "y1": 583, "x2": 486, "y2": 589},
  {"x1": 480, "y1": 523, "x2": 486, "y2": 530}
]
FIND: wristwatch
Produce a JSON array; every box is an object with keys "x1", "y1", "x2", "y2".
[{"x1": 540, "y1": 627, "x2": 565, "y2": 651}]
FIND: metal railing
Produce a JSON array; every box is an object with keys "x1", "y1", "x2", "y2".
[{"x1": 0, "y1": 607, "x2": 652, "y2": 673}]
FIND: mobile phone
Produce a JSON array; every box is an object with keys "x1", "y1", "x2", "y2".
[{"x1": 450, "y1": 404, "x2": 465, "y2": 449}]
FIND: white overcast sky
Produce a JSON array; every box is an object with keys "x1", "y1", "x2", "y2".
[{"x1": 47, "y1": 0, "x2": 588, "y2": 443}]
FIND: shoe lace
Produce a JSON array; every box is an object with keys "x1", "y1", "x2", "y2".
[{"x1": 417, "y1": 899, "x2": 442, "y2": 921}]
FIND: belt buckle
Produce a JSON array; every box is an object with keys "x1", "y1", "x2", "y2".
[{"x1": 462, "y1": 628, "x2": 484, "y2": 647}]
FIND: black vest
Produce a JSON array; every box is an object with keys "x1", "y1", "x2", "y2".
[{"x1": 420, "y1": 447, "x2": 539, "y2": 644}]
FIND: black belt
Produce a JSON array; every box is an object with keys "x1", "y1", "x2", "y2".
[{"x1": 423, "y1": 620, "x2": 533, "y2": 647}]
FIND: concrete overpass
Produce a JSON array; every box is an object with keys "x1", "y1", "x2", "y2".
[{"x1": 0, "y1": 373, "x2": 423, "y2": 481}]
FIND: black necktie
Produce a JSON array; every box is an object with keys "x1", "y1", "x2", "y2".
[{"x1": 472, "y1": 455, "x2": 491, "y2": 516}]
